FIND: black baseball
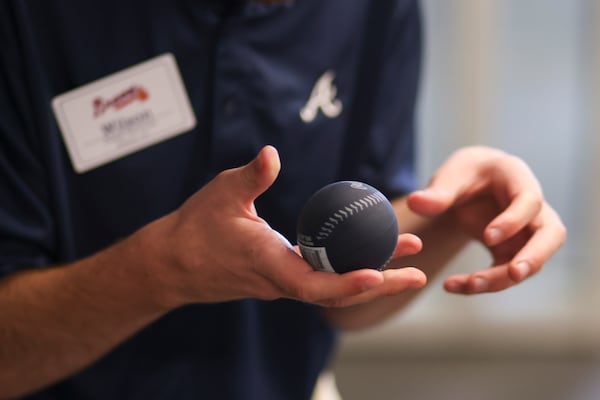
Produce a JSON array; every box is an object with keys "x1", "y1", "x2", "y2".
[{"x1": 296, "y1": 181, "x2": 398, "y2": 273}]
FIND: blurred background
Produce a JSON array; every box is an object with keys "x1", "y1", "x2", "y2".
[{"x1": 332, "y1": 0, "x2": 600, "y2": 399}]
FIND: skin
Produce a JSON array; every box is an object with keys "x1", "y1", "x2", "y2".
[
  {"x1": 323, "y1": 146, "x2": 566, "y2": 329},
  {"x1": 0, "y1": 145, "x2": 566, "y2": 398}
]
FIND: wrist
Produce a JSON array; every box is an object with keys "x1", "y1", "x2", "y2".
[{"x1": 119, "y1": 212, "x2": 184, "y2": 312}]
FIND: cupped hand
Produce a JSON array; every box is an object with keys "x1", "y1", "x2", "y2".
[
  {"x1": 407, "y1": 146, "x2": 566, "y2": 294},
  {"x1": 156, "y1": 146, "x2": 424, "y2": 308}
]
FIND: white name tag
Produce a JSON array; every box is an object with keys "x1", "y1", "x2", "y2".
[{"x1": 52, "y1": 53, "x2": 196, "y2": 173}]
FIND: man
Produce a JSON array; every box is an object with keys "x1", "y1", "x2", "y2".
[{"x1": 0, "y1": 0, "x2": 566, "y2": 399}]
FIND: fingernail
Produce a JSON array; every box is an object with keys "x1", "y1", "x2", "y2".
[
  {"x1": 445, "y1": 280, "x2": 462, "y2": 292},
  {"x1": 514, "y1": 261, "x2": 531, "y2": 280},
  {"x1": 472, "y1": 277, "x2": 488, "y2": 293},
  {"x1": 486, "y1": 228, "x2": 503, "y2": 245}
]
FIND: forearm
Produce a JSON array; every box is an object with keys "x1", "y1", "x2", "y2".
[
  {"x1": 0, "y1": 217, "x2": 171, "y2": 398},
  {"x1": 321, "y1": 196, "x2": 469, "y2": 330}
]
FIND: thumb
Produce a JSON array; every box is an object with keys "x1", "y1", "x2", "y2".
[
  {"x1": 407, "y1": 164, "x2": 473, "y2": 217},
  {"x1": 235, "y1": 145, "x2": 281, "y2": 207},
  {"x1": 406, "y1": 149, "x2": 487, "y2": 217},
  {"x1": 407, "y1": 187, "x2": 457, "y2": 217}
]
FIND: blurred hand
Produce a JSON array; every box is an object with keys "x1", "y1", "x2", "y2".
[
  {"x1": 154, "y1": 146, "x2": 424, "y2": 308},
  {"x1": 407, "y1": 146, "x2": 566, "y2": 294}
]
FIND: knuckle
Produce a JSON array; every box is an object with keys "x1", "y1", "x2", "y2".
[
  {"x1": 525, "y1": 192, "x2": 544, "y2": 212},
  {"x1": 505, "y1": 153, "x2": 529, "y2": 170},
  {"x1": 287, "y1": 283, "x2": 313, "y2": 303}
]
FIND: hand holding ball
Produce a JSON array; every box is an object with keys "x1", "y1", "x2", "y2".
[{"x1": 296, "y1": 181, "x2": 398, "y2": 273}]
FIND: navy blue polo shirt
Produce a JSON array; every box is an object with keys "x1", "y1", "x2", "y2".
[{"x1": 0, "y1": 1, "x2": 422, "y2": 399}]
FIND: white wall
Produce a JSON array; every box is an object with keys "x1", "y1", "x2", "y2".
[{"x1": 334, "y1": 1, "x2": 600, "y2": 398}]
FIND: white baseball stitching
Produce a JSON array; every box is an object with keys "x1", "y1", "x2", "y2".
[{"x1": 315, "y1": 192, "x2": 387, "y2": 240}]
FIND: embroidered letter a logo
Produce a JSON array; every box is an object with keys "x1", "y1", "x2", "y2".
[{"x1": 299, "y1": 70, "x2": 343, "y2": 123}]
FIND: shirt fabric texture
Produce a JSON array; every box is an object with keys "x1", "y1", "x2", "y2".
[{"x1": 0, "y1": 0, "x2": 422, "y2": 398}]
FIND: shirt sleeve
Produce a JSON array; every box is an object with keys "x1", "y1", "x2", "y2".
[
  {"x1": 0, "y1": 2, "x2": 56, "y2": 277},
  {"x1": 352, "y1": 0, "x2": 422, "y2": 199}
]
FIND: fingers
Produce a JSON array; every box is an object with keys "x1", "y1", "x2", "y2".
[
  {"x1": 206, "y1": 147, "x2": 427, "y2": 307},
  {"x1": 278, "y1": 263, "x2": 426, "y2": 308},
  {"x1": 294, "y1": 233, "x2": 423, "y2": 305},
  {"x1": 263, "y1": 232, "x2": 425, "y2": 307},
  {"x1": 407, "y1": 147, "x2": 538, "y2": 219},
  {"x1": 444, "y1": 269, "x2": 515, "y2": 294},
  {"x1": 392, "y1": 233, "x2": 423, "y2": 258},
  {"x1": 222, "y1": 145, "x2": 281, "y2": 210},
  {"x1": 265, "y1": 256, "x2": 387, "y2": 304},
  {"x1": 506, "y1": 203, "x2": 566, "y2": 282},
  {"x1": 318, "y1": 267, "x2": 427, "y2": 308},
  {"x1": 407, "y1": 188, "x2": 458, "y2": 217},
  {"x1": 445, "y1": 204, "x2": 566, "y2": 295},
  {"x1": 406, "y1": 147, "x2": 493, "y2": 217},
  {"x1": 405, "y1": 147, "x2": 566, "y2": 296},
  {"x1": 481, "y1": 156, "x2": 544, "y2": 246},
  {"x1": 483, "y1": 191, "x2": 542, "y2": 246}
]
